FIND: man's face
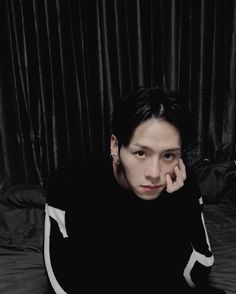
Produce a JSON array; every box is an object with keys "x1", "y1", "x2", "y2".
[{"x1": 117, "y1": 118, "x2": 181, "y2": 200}]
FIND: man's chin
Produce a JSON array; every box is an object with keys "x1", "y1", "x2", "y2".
[{"x1": 135, "y1": 191, "x2": 162, "y2": 201}]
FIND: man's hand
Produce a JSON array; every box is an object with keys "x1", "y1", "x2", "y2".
[{"x1": 166, "y1": 158, "x2": 187, "y2": 193}]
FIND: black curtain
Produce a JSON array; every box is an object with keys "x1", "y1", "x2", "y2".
[{"x1": 0, "y1": 0, "x2": 235, "y2": 185}]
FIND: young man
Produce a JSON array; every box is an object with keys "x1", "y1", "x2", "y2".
[{"x1": 44, "y1": 87, "x2": 225, "y2": 294}]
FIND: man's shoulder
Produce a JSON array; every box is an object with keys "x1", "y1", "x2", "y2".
[
  {"x1": 45, "y1": 155, "x2": 111, "y2": 208},
  {"x1": 49, "y1": 154, "x2": 109, "y2": 180}
]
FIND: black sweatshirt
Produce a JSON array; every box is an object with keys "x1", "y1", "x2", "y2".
[{"x1": 44, "y1": 156, "x2": 214, "y2": 293}]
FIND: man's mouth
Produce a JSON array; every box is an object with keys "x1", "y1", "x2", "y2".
[{"x1": 141, "y1": 185, "x2": 162, "y2": 192}]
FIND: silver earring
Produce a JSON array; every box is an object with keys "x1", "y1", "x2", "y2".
[{"x1": 110, "y1": 153, "x2": 120, "y2": 166}]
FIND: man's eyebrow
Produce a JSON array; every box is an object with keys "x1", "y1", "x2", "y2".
[
  {"x1": 131, "y1": 144, "x2": 181, "y2": 152},
  {"x1": 130, "y1": 144, "x2": 151, "y2": 150},
  {"x1": 163, "y1": 148, "x2": 181, "y2": 152}
]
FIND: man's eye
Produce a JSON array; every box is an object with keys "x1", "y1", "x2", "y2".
[
  {"x1": 135, "y1": 151, "x2": 145, "y2": 157},
  {"x1": 165, "y1": 153, "x2": 175, "y2": 160}
]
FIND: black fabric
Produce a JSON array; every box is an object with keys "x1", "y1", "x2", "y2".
[
  {"x1": 3, "y1": 184, "x2": 46, "y2": 208},
  {"x1": 0, "y1": 1, "x2": 236, "y2": 185},
  {"x1": 188, "y1": 287, "x2": 226, "y2": 294},
  {"x1": 204, "y1": 203, "x2": 236, "y2": 294},
  {"x1": 191, "y1": 261, "x2": 212, "y2": 287},
  {"x1": 46, "y1": 156, "x2": 213, "y2": 293},
  {"x1": 0, "y1": 185, "x2": 52, "y2": 294},
  {"x1": 190, "y1": 159, "x2": 236, "y2": 204}
]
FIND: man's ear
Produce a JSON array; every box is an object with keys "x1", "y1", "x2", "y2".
[{"x1": 110, "y1": 134, "x2": 119, "y2": 156}]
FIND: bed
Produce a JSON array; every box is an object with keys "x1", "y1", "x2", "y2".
[
  {"x1": 204, "y1": 203, "x2": 236, "y2": 294},
  {"x1": 0, "y1": 184, "x2": 53, "y2": 294},
  {"x1": 0, "y1": 157, "x2": 235, "y2": 294},
  {"x1": 193, "y1": 157, "x2": 236, "y2": 294}
]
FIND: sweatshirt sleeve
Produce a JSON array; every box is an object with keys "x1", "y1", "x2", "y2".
[
  {"x1": 44, "y1": 163, "x2": 76, "y2": 294},
  {"x1": 183, "y1": 169, "x2": 214, "y2": 288}
]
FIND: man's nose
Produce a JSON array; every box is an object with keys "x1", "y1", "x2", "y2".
[{"x1": 145, "y1": 159, "x2": 161, "y2": 179}]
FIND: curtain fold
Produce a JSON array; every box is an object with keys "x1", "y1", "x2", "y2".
[{"x1": 0, "y1": 0, "x2": 235, "y2": 185}]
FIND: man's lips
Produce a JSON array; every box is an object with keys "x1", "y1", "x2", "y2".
[{"x1": 141, "y1": 185, "x2": 162, "y2": 191}]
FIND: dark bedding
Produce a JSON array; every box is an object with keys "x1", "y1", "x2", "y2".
[
  {"x1": 0, "y1": 184, "x2": 53, "y2": 294},
  {"x1": 204, "y1": 203, "x2": 236, "y2": 294},
  {"x1": 0, "y1": 184, "x2": 235, "y2": 294}
]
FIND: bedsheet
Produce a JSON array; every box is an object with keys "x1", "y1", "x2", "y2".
[
  {"x1": 204, "y1": 203, "x2": 236, "y2": 294},
  {"x1": 0, "y1": 185, "x2": 53, "y2": 294}
]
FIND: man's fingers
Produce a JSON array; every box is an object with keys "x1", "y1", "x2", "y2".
[
  {"x1": 179, "y1": 158, "x2": 187, "y2": 181},
  {"x1": 166, "y1": 159, "x2": 187, "y2": 193},
  {"x1": 173, "y1": 165, "x2": 184, "y2": 187}
]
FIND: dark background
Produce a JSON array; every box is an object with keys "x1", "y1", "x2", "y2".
[{"x1": 0, "y1": 0, "x2": 235, "y2": 185}]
